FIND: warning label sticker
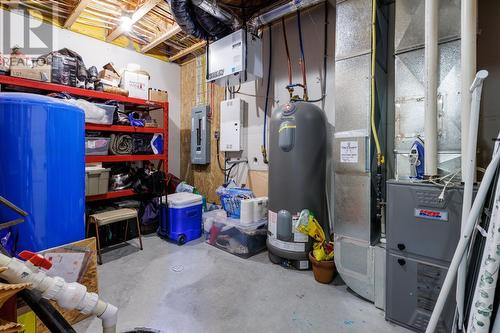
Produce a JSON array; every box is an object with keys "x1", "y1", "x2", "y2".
[
  {"x1": 340, "y1": 141, "x2": 359, "y2": 163},
  {"x1": 268, "y1": 210, "x2": 277, "y2": 237},
  {"x1": 268, "y1": 237, "x2": 306, "y2": 252}
]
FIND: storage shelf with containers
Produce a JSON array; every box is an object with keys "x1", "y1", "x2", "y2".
[{"x1": 0, "y1": 75, "x2": 169, "y2": 202}]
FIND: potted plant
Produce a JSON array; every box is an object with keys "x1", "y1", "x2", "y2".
[{"x1": 296, "y1": 210, "x2": 336, "y2": 284}]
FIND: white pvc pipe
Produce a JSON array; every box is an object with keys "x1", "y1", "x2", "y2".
[
  {"x1": 460, "y1": 0, "x2": 478, "y2": 182},
  {"x1": 0, "y1": 253, "x2": 117, "y2": 333},
  {"x1": 426, "y1": 133, "x2": 500, "y2": 333},
  {"x1": 424, "y1": 0, "x2": 439, "y2": 177},
  {"x1": 456, "y1": 69, "x2": 489, "y2": 329}
]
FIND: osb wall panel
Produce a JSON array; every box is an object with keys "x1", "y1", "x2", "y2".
[
  {"x1": 248, "y1": 171, "x2": 268, "y2": 197},
  {"x1": 181, "y1": 59, "x2": 225, "y2": 203}
]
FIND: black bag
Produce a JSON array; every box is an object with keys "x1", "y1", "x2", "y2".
[
  {"x1": 139, "y1": 199, "x2": 160, "y2": 225},
  {"x1": 133, "y1": 169, "x2": 166, "y2": 196},
  {"x1": 132, "y1": 134, "x2": 154, "y2": 155}
]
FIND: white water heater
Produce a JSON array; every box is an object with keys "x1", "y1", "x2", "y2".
[{"x1": 207, "y1": 29, "x2": 263, "y2": 86}]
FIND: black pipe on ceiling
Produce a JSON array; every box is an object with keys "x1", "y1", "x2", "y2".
[{"x1": 169, "y1": 0, "x2": 234, "y2": 40}]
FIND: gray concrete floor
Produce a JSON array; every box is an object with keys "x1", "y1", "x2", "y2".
[{"x1": 74, "y1": 235, "x2": 410, "y2": 333}]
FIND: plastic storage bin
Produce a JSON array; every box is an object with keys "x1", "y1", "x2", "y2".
[
  {"x1": 159, "y1": 193, "x2": 203, "y2": 245},
  {"x1": 216, "y1": 187, "x2": 255, "y2": 218},
  {"x1": 85, "y1": 137, "x2": 110, "y2": 155},
  {"x1": 204, "y1": 211, "x2": 267, "y2": 258},
  {"x1": 85, "y1": 167, "x2": 110, "y2": 195},
  {"x1": 85, "y1": 103, "x2": 115, "y2": 125}
]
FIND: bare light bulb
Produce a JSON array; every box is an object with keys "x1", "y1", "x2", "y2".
[{"x1": 120, "y1": 16, "x2": 133, "y2": 31}]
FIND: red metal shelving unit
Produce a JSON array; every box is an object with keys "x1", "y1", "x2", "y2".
[
  {"x1": 86, "y1": 124, "x2": 164, "y2": 134},
  {"x1": 86, "y1": 189, "x2": 136, "y2": 202},
  {"x1": 0, "y1": 75, "x2": 169, "y2": 202},
  {"x1": 86, "y1": 154, "x2": 166, "y2": 163},
  {"x1": 0, "y1": 75, "x2": 162, "y2": 108}
]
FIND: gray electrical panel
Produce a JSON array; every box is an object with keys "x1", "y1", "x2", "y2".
[
  {"x1": 191, "y1": 105, "x2": 211, "y2": 165},
  {"x1": 386, "y1": 181, "x2": 465, "y2": 332}
]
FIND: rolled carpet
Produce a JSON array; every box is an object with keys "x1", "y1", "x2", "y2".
[{"x1": 109, "y1": 134, "x2": 133, "y2": 155}]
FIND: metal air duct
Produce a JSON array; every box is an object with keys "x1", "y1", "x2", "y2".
[{"x1": 248, "y1": 0, "x2": 324, "y2": 29}]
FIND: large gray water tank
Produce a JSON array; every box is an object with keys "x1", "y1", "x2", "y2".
[{"x1": 267, "y1": 102, "x2": 327, "y2": 269}]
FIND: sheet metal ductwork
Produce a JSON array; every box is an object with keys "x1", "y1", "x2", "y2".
[
  {"x1": 333, "y1": 0, "x2": 388, "y2": 306},
  {"x1": 248, "y1": 0, "x2": 325, "y2": 29},
  {"x1": 169, "y1": 0, "x2": 234, "y2": 40},
  {"x1": 394, "y1": 0, "x2": 461, "y2": 178}
]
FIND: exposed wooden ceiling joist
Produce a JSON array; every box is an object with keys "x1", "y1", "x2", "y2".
[
  {"x1": 63, "y1": 0, "x2": 93, "y2": 28},
  {"x1": 168, "y1": 41, "x2": 206, "y2": 62},
  {"x1": 106, "y1": 0, "x2": 161, "y2": 42},
  {"x1": 141, "y1": 23, "x2": 181, "y2": 53},
  {"x1": 3, "y1": 0, "x2": 19, "y2": 9},
  {"x1": 4, "y1": 0, "x2": 289, "y2": 62}
]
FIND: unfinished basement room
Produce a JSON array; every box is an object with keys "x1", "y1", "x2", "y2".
[{"x1": 0, "y1": 0, "x2": 499, "y2": 332}]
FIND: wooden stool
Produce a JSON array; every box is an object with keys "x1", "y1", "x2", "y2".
[{"x1": 87, "y1": 208, "x2": 143, "y2": 264}]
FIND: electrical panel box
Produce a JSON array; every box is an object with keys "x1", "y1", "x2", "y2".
[
  {"x1": 220, "y1": 98, "x2": 246, "y2": 152},
  {"x1": 191, "y1": 105, "x2": 211, "y2": 165},
  {"x1": 207, "y1": 29, "x2": 263, "y2": 86}
]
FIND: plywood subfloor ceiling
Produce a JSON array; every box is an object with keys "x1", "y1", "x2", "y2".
[{"x1": 0, "y1": 0, "x2": 205, "y2": 63}]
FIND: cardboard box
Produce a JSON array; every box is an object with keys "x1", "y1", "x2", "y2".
[
  {"x1": 9, "y1": 56, "x2": 51, "y2": 82},
  {"x1": 98, "y1": 69, "x2": 120, "y2": 87},
  {"x1": 49, "y1": 54, "x2": 77, "y2": 86},
  {"x1": 148, "y1": 88, "x2": 168, "y2": 102},
  {"x1": 120, "y1": 70, "x2": 149, "y2": 100}
]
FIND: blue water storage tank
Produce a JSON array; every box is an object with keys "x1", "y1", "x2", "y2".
[{"x1": 0, "y1": 93, "x2": 85, "y2": 252}]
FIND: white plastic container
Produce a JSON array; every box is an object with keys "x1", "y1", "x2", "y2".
[
  {"x1": 85, "y1": 103, "x2": 115, "y2": 125},
  {"x1": 85, "y1": 137, "x2": 110, "y2": 155},
  {"x1": 85, "y1": 167, "x2": 110, "y2": 195},
  {"x1": 240, "y1": 197, "x2": 268, "y2": 225}
]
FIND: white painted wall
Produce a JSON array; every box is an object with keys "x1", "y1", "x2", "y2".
[{"x1": 0, "y1": 9, "x2": 181, "y2": 176}]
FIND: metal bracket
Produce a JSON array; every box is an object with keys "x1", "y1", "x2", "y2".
[{"x1": 0, "y1": 196, "x2": 28, "y2": 230}]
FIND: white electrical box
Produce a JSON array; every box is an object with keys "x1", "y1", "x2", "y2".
[
  {"x1": 220, "y1": 98, "x2": 246, "y2": 152},
  {"x1": 207, "y1": 29, "x2": 263, "y2": 86}
]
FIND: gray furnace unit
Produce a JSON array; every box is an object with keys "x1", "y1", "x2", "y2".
[
  {"x1": 267, "y1": 102, "x2": 327, "y2": 270},
  {"x1": 386, "y1": 180, "x2": 464, "y2": 332},
  {"x1": 191, "y1": 105, "x2": 211, "y2": 165}
]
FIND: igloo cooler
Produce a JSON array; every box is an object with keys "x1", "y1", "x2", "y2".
[{"x1": 159, "y1": 192, "x2": 203, "y2": 245}]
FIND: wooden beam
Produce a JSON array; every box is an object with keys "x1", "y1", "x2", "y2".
[
  {"x1": 3, "y1": 0, "x2": 20, "y2": 9},
  {"x1": 141, "y1": 24, "x2": 181, "y2": 53},
  {"x1": 168, "y1": 41, "x2": 206, "y2": 62},
  {"x1": 106, "y1": 0, "x2": 161, "y2": 42},
  {"x1": 64, "y1": 0, "x2": 92, "y2": 28}
]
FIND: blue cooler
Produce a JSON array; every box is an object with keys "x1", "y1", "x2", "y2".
[{"x1": 159, "y1": 193, "x2": 203, "y2": 245}]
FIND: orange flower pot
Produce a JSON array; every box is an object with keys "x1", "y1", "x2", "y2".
[{"x1": 309, "y1": 251, "x2": 336, "y2": 284}]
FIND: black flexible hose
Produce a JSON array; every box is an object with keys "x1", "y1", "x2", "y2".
[
  {"x1": 20, "y1": 290, "x2": 76, "y2": 333},
  {"x1": 296, "y1": 10, "x2": 308, "y2": 100},
  {"x1": 205, "y1": 39, "x2": 210, "y2": 80},
  {"x1": 216, "y1": 137, "x2": 232, "y2": 172},
  {"x1": 322, "y1": 2, "x2": 328, "y2": 105},
  {"x1": 282, "y1": 17, "x2": 292, "y2": 89},
  {"x1": 262, "y1": 24, "x2": 272, "y2": 164}
]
